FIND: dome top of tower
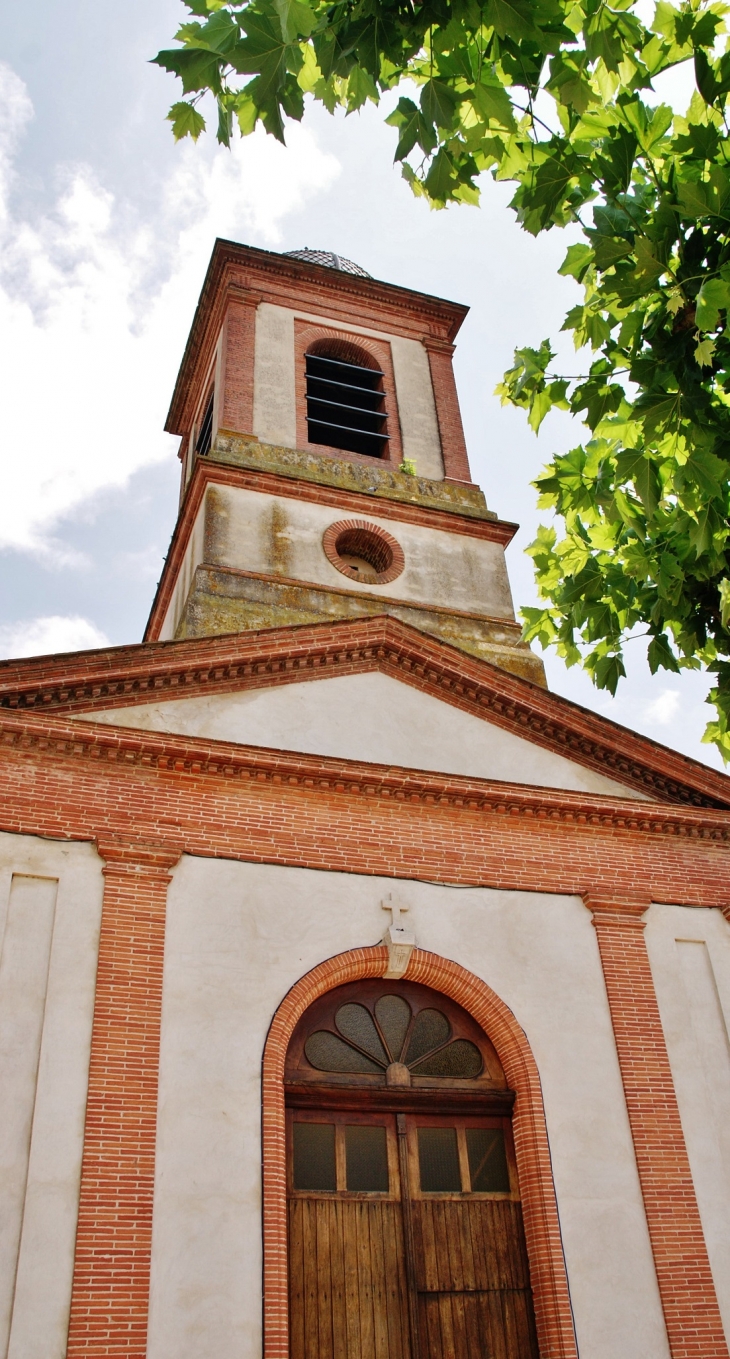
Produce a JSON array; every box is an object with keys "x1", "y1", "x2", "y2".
[{"x1": 284, "y1": 247, "x2": 371, "y2": 278}]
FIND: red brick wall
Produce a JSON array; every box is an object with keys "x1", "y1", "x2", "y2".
[
  {"x1": 425, "y1": 338, "x2": 472, "y2": 482},
  {"x1": 1, "y1": 710, "x2": 729, "y2": 904},
  {"x1": 219, "y1": 295, "x2": 257, "y2": 437},
  {"x1": 66, "y1": 842, "x2": 180, "y2": 1359},
  {"x1": 586, "y1": 893, "x2": 728, "y2": 1359}
]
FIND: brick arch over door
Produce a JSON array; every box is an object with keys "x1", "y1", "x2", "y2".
[{"x1": 261, "y1": 945, "x2": 578, "y2": 1359}]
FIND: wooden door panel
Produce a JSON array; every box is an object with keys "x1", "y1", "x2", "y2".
[
  {"x1": 412, "y1": 1200, "x2": 538, "y2": 1359},
  {"x1": 419, "y1": 1289, "x2": 539, "y2": 1359},
  {"x1": 289, "y1": 1198, "x2": 412, "y2": 1359},
  {"x1": 412, "y1": 1200, "x2": 532, "y2": 1292}
]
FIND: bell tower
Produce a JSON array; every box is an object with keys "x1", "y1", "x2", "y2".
[{"x1": 145, "y1": 241, "x2": 544, "y2": 685}]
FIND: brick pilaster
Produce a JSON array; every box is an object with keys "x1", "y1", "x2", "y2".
[
  {"x1": 66, "y1": 840, "x2": 181, "y2": 1358},
  {"x1": 219, "y1": 290, "x2": 258, "y2": 437},
  {"x1": 584, "y1": 892, "x2": 728, "y2": 1359},
  {"x1": 424, "y1": 337, "x2": 472, "y2": 482}
]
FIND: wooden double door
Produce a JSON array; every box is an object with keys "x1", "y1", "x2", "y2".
[{"x1": 287, "y1": 1108, "x2": 539, "y2": 1359}]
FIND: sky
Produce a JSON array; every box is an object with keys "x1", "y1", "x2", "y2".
[{"x1": 0, "y1": 2, "x2": 724, "y2": 771}]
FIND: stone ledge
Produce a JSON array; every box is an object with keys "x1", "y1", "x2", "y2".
[
  {"x1": 178, "y1": 565, "x2": 547, "y2": 686},
  {"x1": 209, "y1": 437, "x2": 495, "y2": 521}
]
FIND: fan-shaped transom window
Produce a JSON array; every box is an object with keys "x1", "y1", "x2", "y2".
[
  {"x1": 286, "y1": 979, "x2": 507, "y2": 1090},
  {"x1": 305, "y1": 340, "x2": 388, "y2": 459}
]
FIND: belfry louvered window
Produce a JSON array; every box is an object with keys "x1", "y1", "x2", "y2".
[
  {"x1": 305, "y1": 348, "x2": 388, "y2": 458},
  {"x1": 195, "y1": 390, "x2": 214, "y2": 457}
]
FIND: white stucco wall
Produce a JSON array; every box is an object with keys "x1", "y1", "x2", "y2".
[
  {"x1": 196, "y1": 481, "x2": 515, "y2": 619},
  {"x1": 84, "y1": 669, "x2": 646, "y2": 799},
  {"x1": 0, "y1": 833, "x2": 103, "y2": 1359},
  {"x1": 252, "y1": 304, "x2": 297, "y2": 447},
  {"x1": 148, "y1": 858, "x2": 669, "y2": 1359},
  {"x1": 379, "y1": 335, "x2": 443, "y2": 479},
  {"x1": 159, "y1": 496, "x2": 207, "y2": 642},
  {"x1": 645, "y1": 904, "x2": 730, "y2": 1339}
]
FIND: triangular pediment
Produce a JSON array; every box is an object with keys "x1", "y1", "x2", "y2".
[
  {"x1": 0, "y1": 616, "x2": 726, "y2": 808},
  {"x1": 79, "y1": 668, "x2": 643, "y2": 799}
]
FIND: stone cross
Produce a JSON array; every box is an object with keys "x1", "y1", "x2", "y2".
[{"x1": 381, "y1": 892, "x2": 416, "y2": 980}]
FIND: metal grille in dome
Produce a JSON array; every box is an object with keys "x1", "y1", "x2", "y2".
[{"x1": 284, "y1": 248, "x2": 371, "y2": 278}]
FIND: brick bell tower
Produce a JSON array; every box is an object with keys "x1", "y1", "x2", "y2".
[{"x1": 145, "y1": 241, "x2": 544, "y2": 686}]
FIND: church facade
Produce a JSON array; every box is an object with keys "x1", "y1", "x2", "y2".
[{"x1": 0, "y1": 241, "x2": 729, "y2": 1359}]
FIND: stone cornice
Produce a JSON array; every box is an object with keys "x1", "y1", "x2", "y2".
[
  {"x1": 210, "y1": 439, "x2": 493, "y2": 520},
  {"x1": 2, "y1": 708, "x2": 730, "y2": 843},
  {"x1": 0, "y1": 615, "x2": 728, "y2": 809},
  {"x1": 166, "y1": 241, "x2": 469, "y2": 434}
]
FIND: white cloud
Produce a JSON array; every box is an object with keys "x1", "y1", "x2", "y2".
[
  {"x1": 643, "y1": 688, "x2": 681, "y2": 726},
  {"x1": 0, "y1": 614, "x2": 110, "y2": 659},
  {"x1": 0, "y1": 62, "x2": 340, "y2": 558}
]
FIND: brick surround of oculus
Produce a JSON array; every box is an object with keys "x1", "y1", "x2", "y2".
[{"x1": 0, "y1": 241, "x2": 729, "y2": 1359}]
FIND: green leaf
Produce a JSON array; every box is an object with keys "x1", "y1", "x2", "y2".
[
  {"x1": 695, "y1": 278, "x2": 730, "y2": 332},
  {"x1": 420, "y1": 80, "x2": 459, "y2": 132},
  {"x1": 591, "y1": 651, "x2": 626, "y2": 694},
  {"x1": 683, "y1": 448, "x2": 724, "y2": 499},
  {"x1": 483, "y1": 0, "x2": 537, "y2": 41},
  {"x1": 600, "y1": 126, "x2": 638, "y2": 196},
  {"x1": 153, "y1": 47, "x2": 223, "y2": 95},
  {"x1": 167, "y1": 101, "x2": 207, "y2": 141},
  {"x1": 385, "y1": 98, "x2": 437, "y2": 161},
  {"x1": 633, "y1": 237, "x2": 664, "y2": 282},
  {"x1": 647, "y1": 633, "x2": 680, "y2": 674},
  {"x1": 346, "y1": 65, "x2": 378, "y2": 113},
  {"x1": 689, "y1": 502, "x2": 722, "y2": 556},
  {"x1": 216, "y1": 96, "x2": 233, "y2": 145},
  {"x1": 694, "y1": 336, "x2": 717, "y2": 367},
  {"x1": 472, "y1": 80, "x2": 515, "y2": 130},
  {"x1": 424, "y1": 149, "x2": 457, "y2": 204},
  {"x1": 273, "y1": 0, "x2": 315, "y2": 41},
  {"x1": 236, "y1": 92, "x2": 258, "y2": 134},
  {"x1": 559, "y1": 243, "x2": 593, "y2": 280},
  {"x1": 615, "y1": 447, "x2": 660, "y2": 514}
]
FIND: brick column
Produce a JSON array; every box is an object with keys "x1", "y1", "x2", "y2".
[
  {"x1": 219, "y1": 288, "x2": 259, "y2": 438},
  {"x1": 424, "y1": 337, "x2": 472, "y2": 482},
  {"x1": 585, "y1": 892, "x2": 728, "y2": 1359},
  {"x1": 66, "y1": 840, "x2": 181, "y2": 1358}
]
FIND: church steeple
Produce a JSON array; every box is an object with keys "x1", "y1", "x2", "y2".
[{"x1": 145, "y1": 240, "x2": 544, "y2": 686}]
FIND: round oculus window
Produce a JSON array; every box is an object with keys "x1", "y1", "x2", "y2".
[{"x1": 322, "y1": 519, "x2": 405, "y2": 586}]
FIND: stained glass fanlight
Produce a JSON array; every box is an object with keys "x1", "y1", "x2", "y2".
[{"x1": 304, "y1": 994, "x2": 483, "y2": 1080}]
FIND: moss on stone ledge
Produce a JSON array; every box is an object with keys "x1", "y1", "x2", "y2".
[{"x1": 209, "y1": 437, "x2": 496, "y2": 521}]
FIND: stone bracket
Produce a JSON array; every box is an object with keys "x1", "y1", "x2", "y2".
[{"x1": 381, "y1": 892, "x2": 416, "y2": 979}]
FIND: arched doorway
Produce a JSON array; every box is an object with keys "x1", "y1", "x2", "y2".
[{"x1": 285, "y1": 978, "x2": 539, "y2": 1359}]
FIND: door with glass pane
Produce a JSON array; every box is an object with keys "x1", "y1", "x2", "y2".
[
  {"x1": 288, "y1": 1111, "x2": 412, "y2": 1359},
  {"x1": 406, "y1": 1115, "x2": 539, "y2": 1359},
  {"x1": 287, "y1": 1110, "x2": 538, "y2": 1359},
  {"x1": 286, "y1": 981, "x2": 539, "y2": 1359}
]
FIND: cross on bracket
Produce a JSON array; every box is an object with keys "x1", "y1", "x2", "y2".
[{"x1": 381, "y1": 892, "x2": 416, "y2": 979}]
